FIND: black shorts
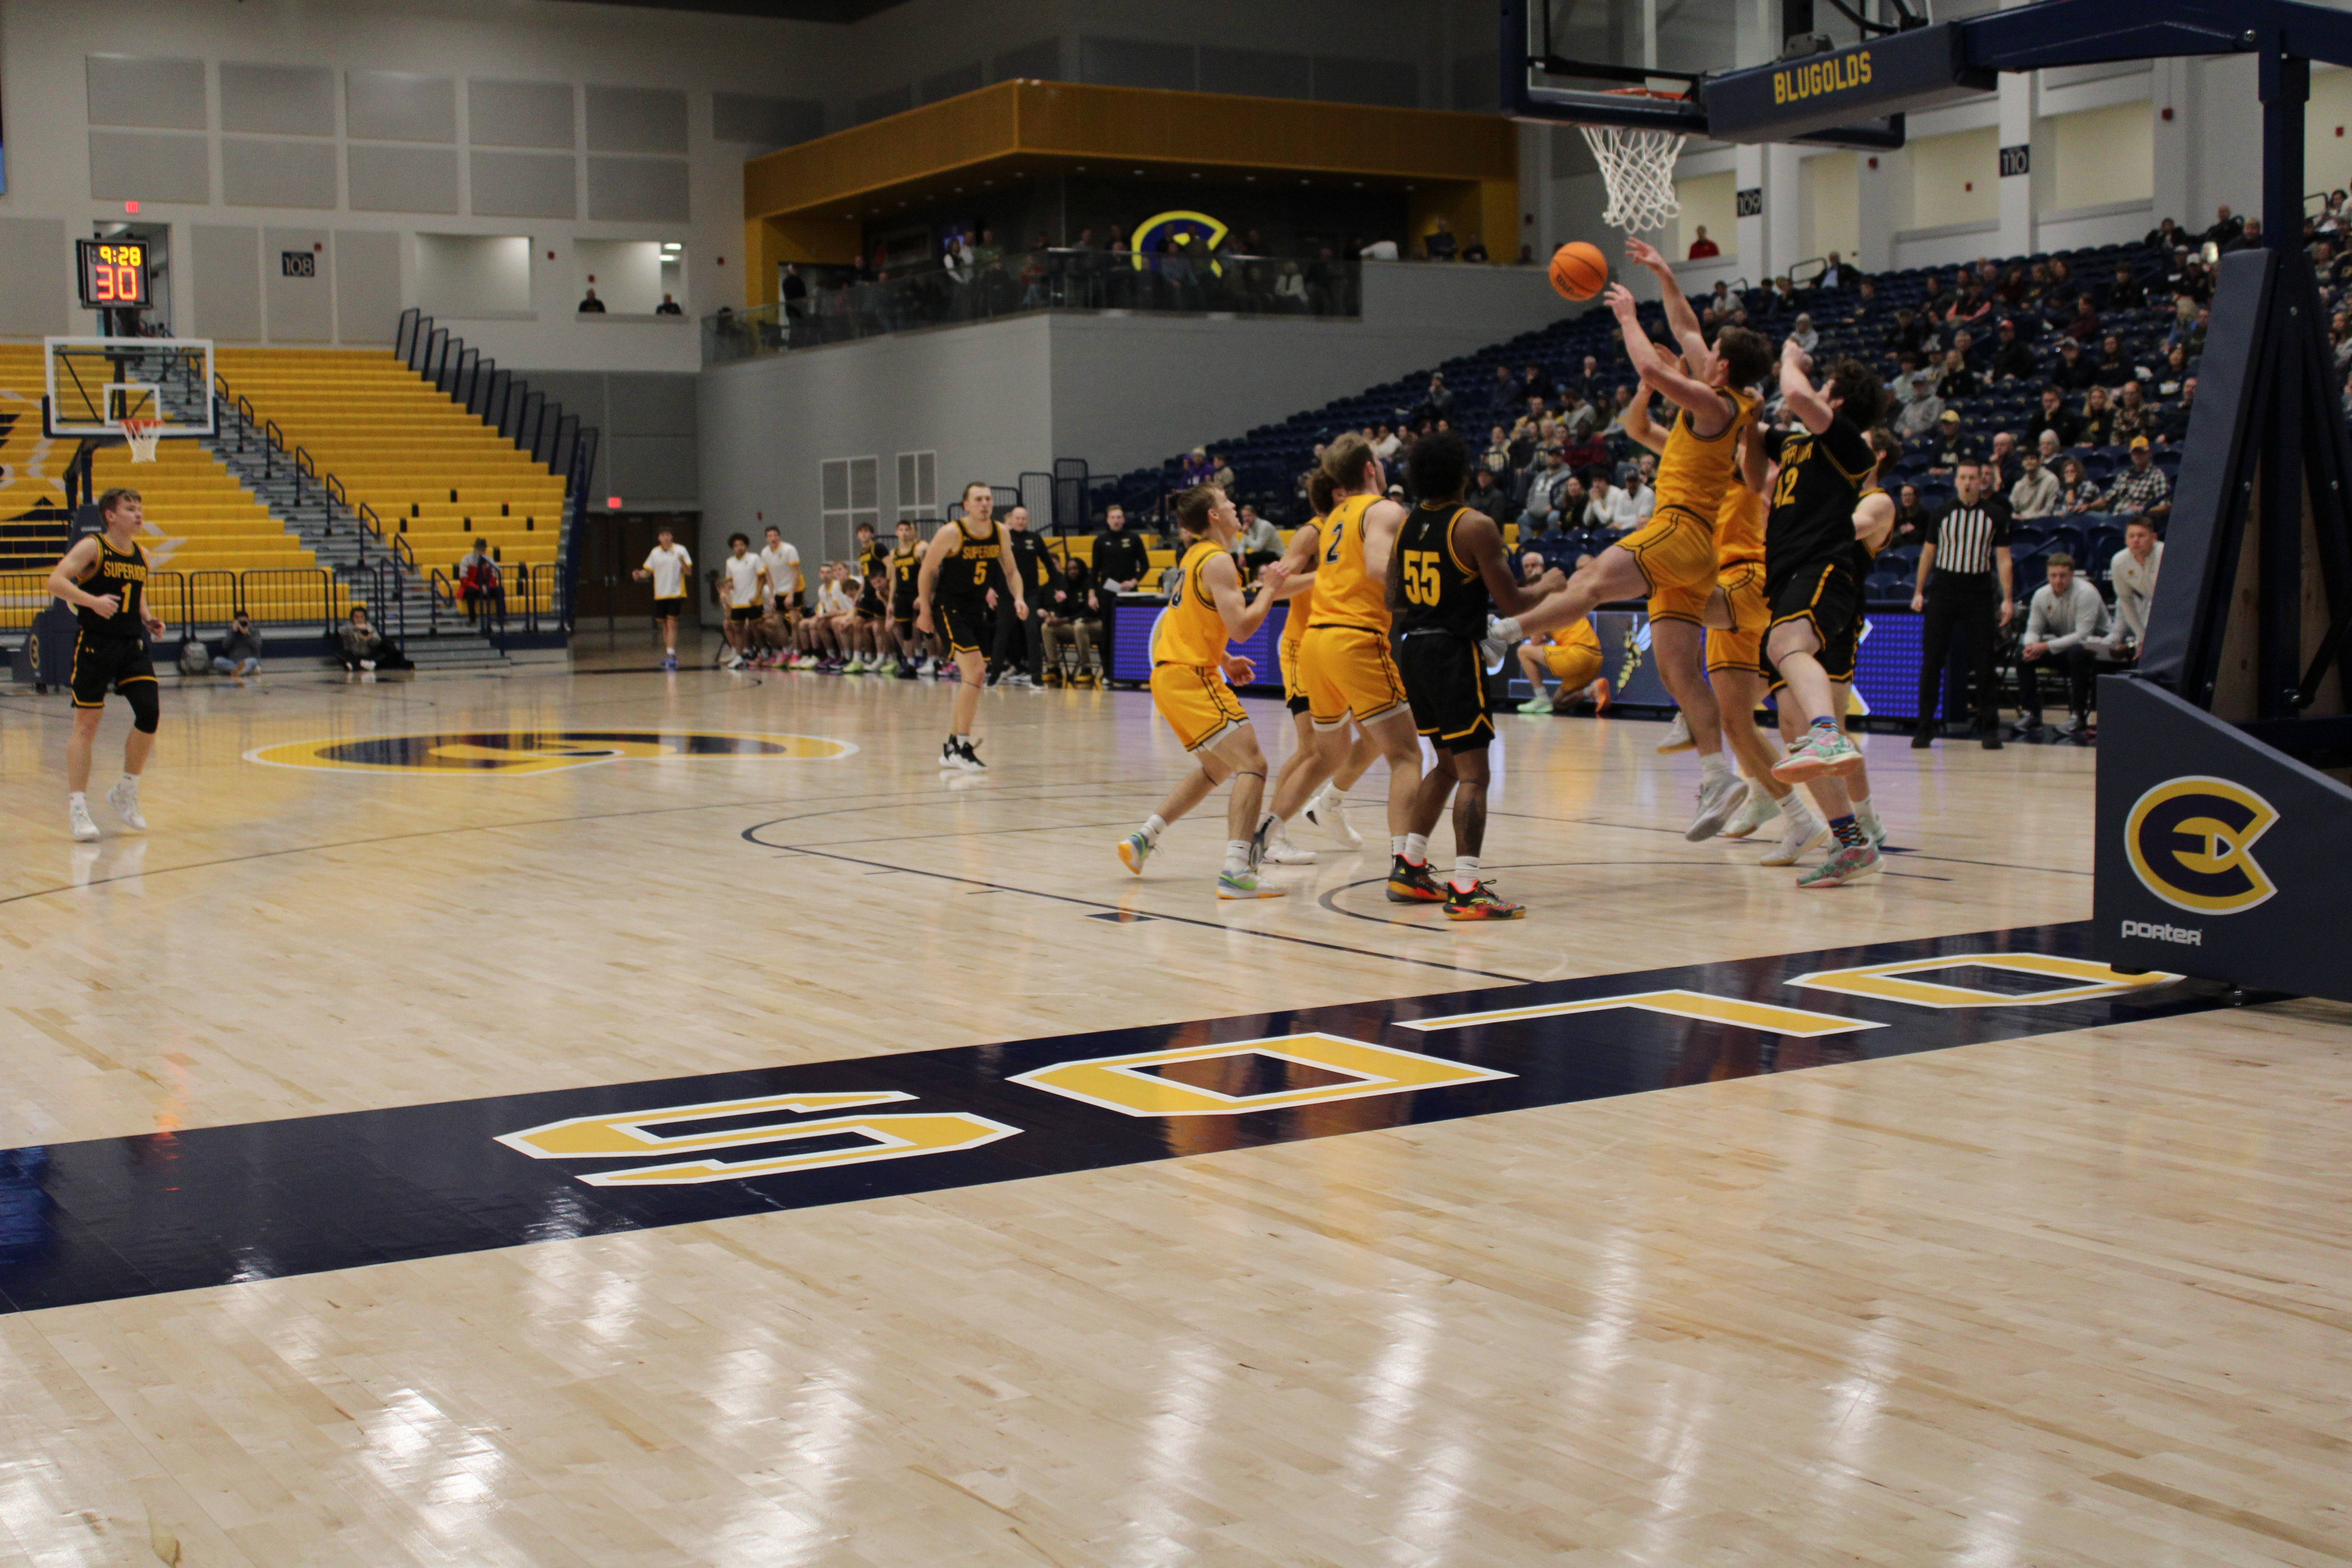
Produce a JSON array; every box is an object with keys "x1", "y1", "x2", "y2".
[
  {"x1": 856, "y1": 594, "x2": 884, "y2": 620},
  {"x1": 728, "y1": 605, "x2": 761, "y2": 624},
  {"x1": 1398, "y1": 629, "x2": 1493, "y2": 752},
  {"x1": 653, "y1": 596, "x2": 686, "y2": 621},
  {"x1": 1762, "y1": 555, "x2": 1864, "y2": 686},
  {"x1": 892, "y1": 593, "x2": 918, "y2": 629},
  {"x1": 71, "y1": 633, "x2": 156, "y2": 709},
  {"x1": 938, "y1": 599, "x2": 989, "y2": 655}
]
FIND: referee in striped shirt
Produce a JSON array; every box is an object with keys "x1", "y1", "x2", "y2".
[{"x1": 1911, "y1": 461, "x2": 2014, "y2": 748}]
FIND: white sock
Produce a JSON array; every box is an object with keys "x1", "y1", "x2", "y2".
[
  {"x1": 1405, "y1": 832, "x2": 1429, "y2": 864},
  {"x1": 117, "y1": 775, "x2": 138, "y2": 794},
  {"x1": 1450, "y1": 855, "x2": 1480, "y2": 892},
  {"x1": 1853, "y1": 797, "x2": 1880, "y2": 829},
  {"x1": 69, "y1": 791, "x2": 87, "y2": 808},
  {"x1": 1223, "y1": 840, "x2": 1250, "y2": 875},
  {"x1": 1700, "y1": 753, "x2": 1731, "y2": 786},
  {"x1": 1390, "y1": 834, "x2": 1408, "y2": 858},
  {"x1": 1144, "y1": 814, "x2": 1167, "y2": 842}
]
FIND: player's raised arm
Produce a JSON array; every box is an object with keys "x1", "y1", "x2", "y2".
[
  {"x1": 44, "y1": 536, "x2": 109, "y2": 616},
  {"x1": 1622, "y1": 381, "x2": 1668, "y2": 456},
  {"x1": 1608, "y1": 284, "x2": 1722, "y2": 424},
  {"x1": 1780, "y1": 339, "x2": 1836, "y2": 434},
  {"x1": 1626, "y1": 236, "x2": 1709, "y2": 370}
]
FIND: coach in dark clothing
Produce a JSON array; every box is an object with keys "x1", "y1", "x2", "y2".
[
  {"x1": 1911, "y1": 461, "x2": 2014, "y2": 748},
  {"x1": 993, "y1": 506, "x2": 1060, "y2": 684},
  {"x1": 1089, "y1": 504, "x2": 1153, "y2": 675}
]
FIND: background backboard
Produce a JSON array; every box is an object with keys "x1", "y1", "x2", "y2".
[{"x1": 43, "y1": 337, "x2": 215, "y2": 440}]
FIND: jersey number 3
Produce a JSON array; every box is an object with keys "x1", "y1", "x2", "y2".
[{"x1": 1401, "y1": 549, "x2": 1441, "y2": 606}]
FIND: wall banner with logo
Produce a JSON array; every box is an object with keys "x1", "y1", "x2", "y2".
[{"x1": 2093, "y1": 675, "x2": 2352, "y2": 1001}]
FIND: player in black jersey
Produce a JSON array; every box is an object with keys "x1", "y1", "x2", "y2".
[
  {"x1": 45, "y1": 487, "x2": 168, "y2": 842},
  {"x1": 1386, "y1": 432, "x2": 1562, "y2": 919},
  {"x1": 886, "y1": 519, "x2": 930, "y2": 678},
  {"x1": 1758, "y1": 343, "x2": 1889, "y2": 888},
  {"x1": 916, "y1": 481, "x2": 1026, "y2": 770}
]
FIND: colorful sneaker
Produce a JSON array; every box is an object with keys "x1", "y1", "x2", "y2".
[
  {"x1": 105, "y1": 779, "x2": 146, "y2": 833},
  {"x1": 1118, "y1": 831, "x2": 1154, "y2": 874},
  {"x1": 1444, "y1": 880, "x2": 1525, "y2": 920},
  {"x1": 661, "y1": 653, "x2": 678, "y2": 671},
  {"x1": 1771, "y1": 726, "x2": 1864, "y2": 782},
  {"x1": 1656, "y1": 711, "x2": 1694, "y2": 753},
  {"x1": 1587, "y1": 676, "x2": 1612, "y2": 713},
  {"x1": 1797, "y1": 842, "x2": 1883, "y2": 888},
  {"x1": 1686, "y1": 774, "x2": 1749, "y2": 842},
  {"x1": 1759, "y1": 812, "x2": 1830, "y2": 867},
  {"x1": 1723, "y1": 786, "x2": 1780, "y2": 839},
  {"x1": 1517, "y1": 695, "x2": 1554, "y2": 715},
  {"x1": 1217, "y1": 869, "x2": 1287, "y2": 899},
  {"x1": 1385, "y1": 857, "x2": 1446, "y2": 903}
]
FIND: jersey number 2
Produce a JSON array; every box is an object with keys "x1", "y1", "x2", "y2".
[{"x1": 1325, "y1": 521, "x2": 1344, "y2": 564}]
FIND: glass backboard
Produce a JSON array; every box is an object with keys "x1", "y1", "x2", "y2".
[{"x1": 43, "y1": 337, "x2": 215, "y2": 439}]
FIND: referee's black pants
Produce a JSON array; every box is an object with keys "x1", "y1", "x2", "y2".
[
  {"x1": 1917, "y1": 576, "x2": 2001, "y2": 735},
  {"x1": 993, "y1": 598, "x2": 1044, "y2": 681}
]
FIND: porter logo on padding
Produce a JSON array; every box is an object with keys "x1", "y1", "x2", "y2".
[
  {"x1": 2124, "y1": 776, "x2": 2278, "y2": 914},
  {"x1": 246, "y1": 729, "x2": 855, "y2": 774}
]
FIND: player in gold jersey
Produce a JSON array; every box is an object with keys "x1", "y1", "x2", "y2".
[
  {"x1": 1260, "y1": 470, "x2": 1382, "y2": 864},
  {"x1": 1498, "y1": 239, "x2": 1775, "y2": 841},
  {"x1": 1256, "y1": 434, "x2": 1434, "y2": 894},
  {"x1": 1116, "y1": 485, "x2": 1291, "y2": 899}
]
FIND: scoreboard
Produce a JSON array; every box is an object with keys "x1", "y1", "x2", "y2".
[{"x1": 76, "y1": 239, "x2": 152, "y2": 310}]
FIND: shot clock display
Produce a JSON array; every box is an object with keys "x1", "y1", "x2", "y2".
[{"x1": 77, "y1": 239, "x2": 152, "y2": 310}]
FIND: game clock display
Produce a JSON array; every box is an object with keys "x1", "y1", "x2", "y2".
[{"x1": 76, "y1": 239, "x2": 151, "y2": 310}]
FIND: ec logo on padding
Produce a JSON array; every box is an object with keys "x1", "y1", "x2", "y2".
[{"x1": 2125, "y1": 777, "x2": 2278, "y2": 914}]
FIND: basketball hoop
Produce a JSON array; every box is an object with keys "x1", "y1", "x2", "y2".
[
  {"x1": 121, "y1": 416, "x2": 163, "y2": 463},
  {"x1": 1581, "y1": 88, "x2": 1691, "y2": 235}
]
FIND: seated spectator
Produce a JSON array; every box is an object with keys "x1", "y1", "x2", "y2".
[
  {"x1": 1890, "y1": 484, "x2": 1931, "y2": 550},
  {"x1": 1790, "y1": 313, "x2": 1819, "y2": 353},
  {"x1": 1628, "y1": 456, "x2": 1657, "y2": 523},
  {"x1": 2050, "y1": 337, "x2": 2099, "y2": 391},
  {"x1": 1210, "y1": 452, "x2": 1237, "y2": 490},
  {"x1": 1559, "y1": 388, "x2": 1598, "y2": 439},
  {"x1": 2044, "y1": 256, "x2": 2082, "y2": 314},
  {"x1": 2025, "y1": 386, "x2": 2083, "y2": 451},
  {"x1": 2079, "y1": 383, "x2": 2117, "y2": 447},
  {"x1": 1583, "y1": 470, "x2": 1640, "y2": 535},
  {"x1": 2226, "y1": 216, "x2": 2264, "y2": 254},
  {"x1": 1995, "y1": 264, "x2": 2029, "y2": 307},
  {"x1": 2061, "y1": 294, "x2": 2102, "y2": 343},
  {"x1": 2101, "y1": 262, "x2": 2145, "y2": 312},
  {"x1": 1483, "y1": 425, "x2": 1513, "y2": 474},
  {"x1": 2150, "y1": 345, "x2": 2192, "y2": 399},
  {"x1": 1953, "y1": 327, "x2": 1986, "y2": 371},
  {"x1": 2163, "y1": 300, "x2": 2206, "y2": 356},
  {"x1": 2097, "y1": 436, "x2": 2173, "y2": 521},
  {"x1": 460, "y1": 540, "x2": 506, "y2": 626},
  {"x1": 2146, "y1": 216, "x2": 2182, "y2": 250},
  {"x1": 1517, "y1": 450, "x2": 1570, "y2": 531},
  {"x1": 1469, "y1": 467, "x2": 1510, "y2": 515},
  {"x1": 2108, "y1": 518, "x2": 2163, "y2": 661},
  {"x1": 1460, "y1": 234, "x2": 1490, "y2": 263},
  {"x1": 1991, "y1": 318, "x2": 2038, "y2": 381},
  {"x1": 211, "y1": 612, "x2": 263, "y2": 678},
  {"x1": 1886, "y1": 307, "x2": 1930, "y2": 359},
  {"x1": 1847, "y1": 277, "x2": 1879, "y2": 319},
  {"x1": 1371, "y1": 424, "x2": 1402, "y2": 461},
  {"x1": 577, "y1": 288, "x2": 606, "y2": 313},
  {"x1": 338, "y1": 606, "x2": 411, "y2": 672},
  {"x1": 1041, "y1": 553, "x2": 1103, "y2": 686},
  {"x1": 2037, "y1": 427, "x2": 2063, "y2": 472},
  {"x1": 1688, "y1": 225, "x2": 1721, "y2": 260},
  {"x1": 2094, "y1": 334, "x2": 2138, "y2": 388},
  {"x1": 1896, "y1": 372, "x2": 1944, "y2": 439},
  {"x1": 1273, "y1": 260, "x2": 1309, "y2": 310},
  {"x1": 2017, "y1": 553, "x2": 2111, "y2": 736},
  {"x1": 1927, "y1": 410, "x2": 1976, "y2": 477},
  {"x1": 2009, "y1": 450, "x2": 2060, "y2": 519},
  {"x1": 2056, "y1": 455, "x2": 2101, "y2": 515},
  {"x1": 655, "y1": 293, "x2": 684, "y2": 316},
  {"x1": 1419, "y1": 373, "x2": 1454, "y2": 423},
  {"x1": 1599, "y1": 385, "x2": 1636, "y2": 436},
  {"x1": 1818, "y1": 252, "x2": 1852, "y2": 289},
  {"x1": 1561, "y1": 427, "x2": 1610, "y2": 474},
  {"x1": 1092, "y1": 504, "x2": 1151, "y2": 592},
  {"x1": 1486, "y1": 363, "x2": 1519, "y2": 413},
  {"x1": 1936, "y1": 346, "x2": 1979, "y2": 401},
  {"x1": 1423, "y1": 217, "x2": 1457, "y2": 261},
  {"x1": 1982, "y1": 430, "x2": 2020, "y2": 495},
  {"x1": 2156, "y1": 376, "x2": 2198, "y2": 443},
  {"x1": 1237, "y1": 505, "x2": 1283, "y2": 573},
  {"x1": 1180, "y1": 446, "x2": 1214, "y2": 486},
  {"x1": 2111, "y1": 379, "x2": 2155, "y2": 444}
]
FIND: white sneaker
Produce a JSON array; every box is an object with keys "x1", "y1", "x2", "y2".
[
  {"x1": 940, "y1": 739, "x2": 962, "y2": 770},
  {"x1": 1656, "y1": 712, "x2": 1694, "y2": 753},
  {"x1": 1759, "y1": 812, "x2": 1830, "y2": 867},
  {"x1": 1305, "y1": 789, "x2": 1362, "y2": 849},
  {"x1": 68, "y1": 796, "x2": 100, "y2": 843},
  {"x1": 1723, "y1": 787, "x2": 1780, "y2": 839},
  {"x1": 1262, "y1": 833, "x2": 1318, "y2": 866},
  {"x1": 952, "y1": 738, "x2": 986, "y2": 772},
  {"x1": 105, "y1": 779, "x2": 147, "y2": 833},
  {"x1": 1686, "y1": 773, "x2": 1748, "y2": 842},
  {"x1": 359, "y1": 658, "x2": 376, "y2": 671}
]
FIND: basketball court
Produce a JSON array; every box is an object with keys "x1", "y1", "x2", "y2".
[{"x1": 4, "y1": 0, "x2": 2351, "y2": 1561}]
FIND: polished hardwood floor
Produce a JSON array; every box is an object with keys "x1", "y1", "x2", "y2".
[{"x1": 0, "y1": 643, "x2": 2344, "y2": 1566}]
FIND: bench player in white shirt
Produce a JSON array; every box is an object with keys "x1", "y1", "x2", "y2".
[
  {"x1": 717, "y1": 533, "x2": 769, "y2": 669},
  {"x1": 757, "y1": 526, "x2": 804, "y2": 665},
  {"x1": 632, "y1": 524, "x2": 692, "y2": 670}
]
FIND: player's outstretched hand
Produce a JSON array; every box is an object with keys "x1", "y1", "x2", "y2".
[
  {"x1": 1602, "y1": 282, "x2": 1639, "y2": 320},
  {"x1": 1221, "y1": 654, "x2": 1256, "y2": 685},
  {"x1": 1259, "y1": 561, "x2": 1292, "y2": 595},
  {"x1": 1625, "y1": 236, "x2": 1667, "y2": 274}
]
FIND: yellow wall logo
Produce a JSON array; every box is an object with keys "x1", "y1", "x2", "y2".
[
  {"x1": 245, "y1": 729, "x2": 855, "y2": 775},
  {"x1": 1773, "y1": 48, "x2": 1873, "y2": 105},
  {"x1": 1129, "y1": 210, "x2": 1227, "y2": 274},
  {"x1": 2124, "y1": 776, "x2": 2279, "y2": 914}
]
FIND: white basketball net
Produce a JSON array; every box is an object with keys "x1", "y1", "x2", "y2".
[
  {"x1": 1581, "y1": 123, "x2": 1688, "y2": 234},
  {"x1": 121, "y1": 417, "x2": 163, "y2": 463}
]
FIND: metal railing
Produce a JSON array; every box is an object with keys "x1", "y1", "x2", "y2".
[
  {"x1": 1, "y1": 568, "x2": 351, "y2": 640},
  {"x1": 704, "y1": 250, "x2": 1367, "y2": 365}
]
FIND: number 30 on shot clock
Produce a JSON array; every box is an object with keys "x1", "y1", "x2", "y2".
[{"x1": 76, "y1": 239, "x2": 151, "y2": 310}]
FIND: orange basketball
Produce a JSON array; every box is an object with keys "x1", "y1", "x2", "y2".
[{"x1": 1549, "y1": 241, "x2": 1609, "y2": 301}]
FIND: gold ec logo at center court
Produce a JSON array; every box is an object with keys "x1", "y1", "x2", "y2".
[
  {"x1": 2124, "y1": 776, "x2": 2278, "y2": 914},
  {"x1": 245, "y1": 729, "x2": 855, "y2": 774}
]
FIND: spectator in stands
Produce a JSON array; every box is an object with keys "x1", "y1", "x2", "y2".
[
  {"x1": 1421, "y1": 374, "x2": 1454, "y2": 423},
  {"x1": 1517, "y1": 450, "x2": 1570, "y2": 532},
  {"x1": 1092, "y1": 503, "x2": 1150, "y2": 594},
  {"x1": 2025, "y1": 387, "x2": 2083, "y2": 451},
  {"x1": 1561, "y1": 425, "x2": 1609, "y2": 476},
  {"x1": 1688, "y1": 225, "x2": 1720, "y2": 260},
  {"x1": 1558, "y1": 474, "x2": 1589, "y2": 527},
  {"x1": 2036, "y1": 427, "x2": 2063, "y2": 472},
  {"x1": 2017, "y1": 554, "x2": 2110, "y2": 738},
  {"x1": 1461, "y1": 234, "x2": 1490, "y2": 263},
  {"x1": 2043, "y1": 257, "x2": 2082, "y2": 314},
  {"x1": 1583, "y1": 469, "x2": 1640, "y2": 535},
  {"x1": 1847, "y1": 276, "x2": 1879, "y2": 318},
  {"x1": 1790, "y1": 312, "x2": 1819, "y2": 353},
  {"x1": 1211, "y1": 452, "x2": 1237, "y2": 489},
  {"x1": 2010, "y1": 450, "x2": 2060, "y2": 519},
  {"x1": 2158, "y1": 377, "x2": 2199, "y2": 442},
  {"x1": 1180, "y1": 446, "x2": 1214, "y2": 486},
  {"x1": 2057, "y1": 455, "x2": 2100, "y2": 515},
  {"x1": 2101, "y1": 262, "x2": 2145, "y2": 312},
  {"x1": 1991, "y1": 317, "x2": 2038, "y2": 381},
  {"x1": 1983, "y1": 430, "x2": 2020, "y2": 495},
  {"x1": 577, "y1": 288, "x2": 606, "y2": 314},
  {"x1": 2098, "y1": 437, "x2": 2172, "y2": 521},
  {"x1": 1559, "y1": 388, "x2": 1597, "y2": 439},
  {"x1": 1521, "y1": 363, "x2": 1553, "y2": 402},
  {"x1": 1936, "y1": 345, "x2": 1980, "y2": 401},
  {"x1": 656, "y1": 293, "x2": 683, "y2": 316},
  {"x1": 1887, "y1": 307, "x2": 1930, "y2": 359},
  {"x1": 460, "y1": 540, "x2": 505, "y2": 627},
  {"x1": 211, "y1": 612, "x2": 263, "y2": 679},
  {"x1": 2077, "y1": 383, "x2": 2116, "y2": 447},
  {"x1": 2094, "y1": 334, "x2": 2137, "y2": 388},
  {"x1": 1470, "y1": 467, "x2": 1509, "y2": 516},
  {"x1": 1486, "y1": 364, "x2": 1518, "y2": 415},
  {"x1": 338, "y1": 606, "x2": 410, "y2": 673},
  {"x1": 1483, "y1": 424, "x2": 1512, "y2": 474},
  {"x1": 2108, "y1": 518, "x2": 2163, "y2": 661},
  {"x1": 1600, "y1": 385, "x2": 1636, "y2": 436},
  {"x1": 2111, "y1": 379, "x2": 2154, "y2": 444},
  {"x1": 2151, "y1": 345, "x2": 2192, "y2": 399},
  {"x1": 1927, "y1": 409, "x2": 1976, "y2": 478},
  {"x1": 2146, "y1": 216, "x2": 2182, "y2": 250},
  {"x1": 1627, "y1": 455, "x2": 1657, "y2": 523},
  {"x1": 2228, "y1": 217, "x2": 2264, "y2": 254},
  {"x1": 2060, "y1": 295, "x2": 2102, "y2": 345},
  {"x1": 1891, "y1": 485, "x2": 1931, "y2": 550},
  {"x1": 782, "y1": 265, "x2": 808, "y2": 319},
  {"x1": 1896, "y1": 371, "x2": 1944, "y2": 439},
  {"x1": 1424, "y1": 217, "x2": 1457, "y2": 261},
  {"x1": 1237, "y1": 505, "x2": 1283, "y2": 573},
  {"x1": 1818, "y1": 252, "x2": 1852, "y2": 290},
  {"x1": 2051, "y1": 337, "x2": 2098, "y2": 392},
  {"x1": 1574, "y1": 355, "x2": 1606, "y2": 404}
]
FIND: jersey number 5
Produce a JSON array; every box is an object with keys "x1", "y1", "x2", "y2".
[{"x1": 1401, "y1": 549, "x2": 1441, "y2": 606}]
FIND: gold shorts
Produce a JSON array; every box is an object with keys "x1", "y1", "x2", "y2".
[
  {"x1": 1544, "y1": 641, "x2": 1603, "y2": 690},
  {"x1": 1298, "y1": 622, "x2": 1410, "y2": 731},
  {"x1": 1705, "y1": 559, "x2": 1769, "y2": 675},
  {"x1": 1151, "y1": 662, "x2": 1249, "y2": 752},
  {"x1": 1618, "y1": 504, "x2": 1717, "y2": 624},
  {"x1": 1279, "y1": 635, "x2": 1309, "y2": 714}
]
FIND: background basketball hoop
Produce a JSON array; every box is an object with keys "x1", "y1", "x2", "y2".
[
  {"x1": 120, "y1": 416, "x2": 163, "y2": 463},
  {"x1": 1581, "y1": 88, "x2": 1691, "y2": 234}
]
